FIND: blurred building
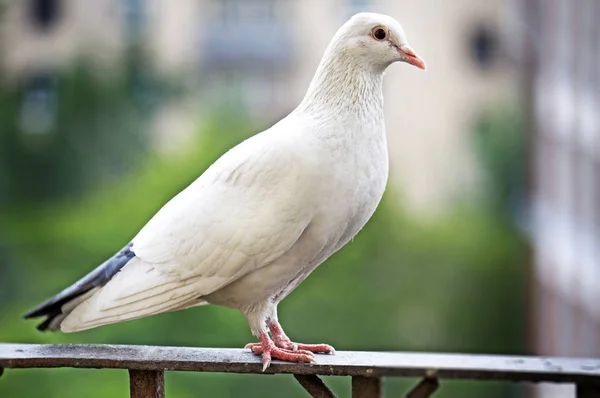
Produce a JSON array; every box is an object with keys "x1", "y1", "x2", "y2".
[
  {"x1": 382, "y1": 0, "x2": 517, "y2": 214},
  {"x1": 0, "y1": 0, "x2": 126, "y2": 79},
  {"x1": 520, "y1": 0, "x2": 600, "y2": 397},
  {"x1": 0, "y1": 0, "x2": 519, "y2": 214}
]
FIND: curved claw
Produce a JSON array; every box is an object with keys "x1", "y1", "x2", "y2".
[
  {"x1": 262, "y1": 352, "x2": 271, "y2": 372},
  {"x1": 262, "y1": 358, "x2": 270, "y2": 372}
]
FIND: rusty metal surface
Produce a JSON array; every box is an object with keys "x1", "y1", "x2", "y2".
[
  {"x1": 405, "y1": 378, "x2": 439, "y2": 398},
  {"x1": 129, "y1": 369, "x2": 165, "y2": 398},
  {"x1": 293, "y1": 374, "x2": 337, "y2": 398},
  {"x1": 352, "y1": 376, "x2": 382, "y2": 398},
  {"x1": 1, "y1": 344, "x2": 600, "y2": 384}
]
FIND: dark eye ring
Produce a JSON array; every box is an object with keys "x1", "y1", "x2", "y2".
[{"x1": 372, "y1": 27, "x2": 387, "y2": 41}]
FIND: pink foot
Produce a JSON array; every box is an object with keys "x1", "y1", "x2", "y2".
[
  {"x1": 245, "y1": 333, "x2": 315, "y2": 371},
  {"x1": 244, "y1": 320, "x2": 335, "y2": 370},
  {"x1": 269, "y1": 320, "x2": 335, "y2": 354}
]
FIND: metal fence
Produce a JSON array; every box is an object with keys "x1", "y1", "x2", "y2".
[{"x1": 1, "y1": 344, "x2": 600, "y2": 397}]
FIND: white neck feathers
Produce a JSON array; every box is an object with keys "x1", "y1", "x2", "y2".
[{"x1": 297, "y1": 42, "x2": 385, "y2": 121}]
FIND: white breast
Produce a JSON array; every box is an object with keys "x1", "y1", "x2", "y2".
[{"x1": 205, "y1": 111, "x2": 389, "y2": 308}]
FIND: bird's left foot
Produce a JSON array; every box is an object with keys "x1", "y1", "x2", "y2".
[
  {"x1": 245, "y1": 333, "x2": 316, "y2": 371},
  {"x1": 244, "y1": 320, "x2": 335, "y2": 370}
]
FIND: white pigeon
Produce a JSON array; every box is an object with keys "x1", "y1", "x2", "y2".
[{"x1": 24, "y1": 12, "x2": 426, "y2": 370}]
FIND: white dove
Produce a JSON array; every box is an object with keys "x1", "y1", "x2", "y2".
[{"x1": 24, "y1": 12, "x2": 426, "y2": 370}]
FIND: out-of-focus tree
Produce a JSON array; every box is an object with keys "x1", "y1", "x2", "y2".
[
  {"x1": 473, "y1": 108, "x2": 525, "y2": 216},
  {"x1": 0, "y1": 56, "x2": 162, "y2": 205}
]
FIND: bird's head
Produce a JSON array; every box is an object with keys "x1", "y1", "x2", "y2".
[{"x1": 333, "y1": 12, "x2": 426, "y2": 72}]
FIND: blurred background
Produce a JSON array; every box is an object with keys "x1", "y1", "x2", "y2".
[{"x1": 0, "y1": 0, "x2": 597, "y2": 397}]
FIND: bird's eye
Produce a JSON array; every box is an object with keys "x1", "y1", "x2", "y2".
[{"x1": 372, "y1": 27, "x2": 387, "y2": 41}]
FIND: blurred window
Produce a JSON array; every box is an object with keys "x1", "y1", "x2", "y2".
[
  {"x1": 122, "y1": 0, "x2": 146, "y2": 42},
  {"x1": 18, "y1": 73, "x2": 58, "y2": 135},
  {"x1": 29, "y1": 0, "x2": 60, "y2": 30},
  {"x1": 468, "y1": 24, "x2": 499, "y2": 70},
  {"x1": 219, "y1": 0, "x2": 276, "y2": 25},
  {"x1": 202, "y1": 0, "x2": 291, "y2": 65}
]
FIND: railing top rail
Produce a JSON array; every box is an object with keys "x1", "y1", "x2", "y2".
[{"x1": 1, "y1": 344, "x2": 599, "y2": 384}]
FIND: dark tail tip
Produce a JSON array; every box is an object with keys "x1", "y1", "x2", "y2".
[
  {"x1": 24, "y1": 299, "x2": 73, "y2": 332},
  {"x1": 23, "y1": 294, "x2": 74, "y2": 319},
  {"x1": 34, "y1": 312, "x2": 60, "y2": 331},
  {"x1": 23, "y1": 242, "x2": 134, "y2": 332}
]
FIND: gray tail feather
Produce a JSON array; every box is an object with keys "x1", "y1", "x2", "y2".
[{"x1": 23, "y1": 243, "x2": 135, "y2": 331}]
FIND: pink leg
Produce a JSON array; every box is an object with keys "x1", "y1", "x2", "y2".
[
  {"x1": 245, "y1": 332, "x2": 315, "y2": 371},
  {"x1": 269, "y1": 320, "x2": 335, "y2": 354}
]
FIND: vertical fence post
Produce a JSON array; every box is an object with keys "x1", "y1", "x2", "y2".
[
  {"x1": 352, "y1": 376, "x2": 382, "y2": 398},
  {"x1": 129, "y1": 369, "x2": 165, "y2": 398}
]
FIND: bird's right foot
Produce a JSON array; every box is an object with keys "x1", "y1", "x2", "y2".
[{"x1": 245, "y1": 333, "x2": 315, "y2": 371}]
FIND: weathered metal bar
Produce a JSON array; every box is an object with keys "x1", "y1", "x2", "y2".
[
  {"x1": 1, "y1": 344, "x2": 600, "y2": 385},
  {"x1": 129, "y1": 369, "x2": 165, "y2": 398},
  {"x1": 351, "y1": 376, "x2": 381, "y2": 398},
  {"x1": 293, "y1": 374, "x2": 337, "y2": 398},
  {"x1": 577, "y1": 383, "x2": 600, "y2": 398},
  {"x1": 405, "y1": 377, "x2": 439, "y2": 398}
]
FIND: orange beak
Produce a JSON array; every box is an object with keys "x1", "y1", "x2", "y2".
[{"x1": 399, "y1": 44, "x2": 427, "y2": 70}]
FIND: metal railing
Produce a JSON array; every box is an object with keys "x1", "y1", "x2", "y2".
[{"x1": 1, "y1": 344, "x2": 599, "y2": 397}]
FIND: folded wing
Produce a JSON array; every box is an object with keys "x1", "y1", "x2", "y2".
[{"x1": 60, "y1": 132, "x2": 314, "y2": 332}]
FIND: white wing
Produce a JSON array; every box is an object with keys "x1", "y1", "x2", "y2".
[{"x1": 61, "y1": 127, "x2": 316, "y2": 332}]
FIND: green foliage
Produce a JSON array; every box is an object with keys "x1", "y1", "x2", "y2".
[
  {"x1": 0, "y1": 55, "x2": 170, "y2": 205},
  {"x1": 0, "y1": 115, "x2": 526, "y2": 397},
  {"x1": 472, "y1": 108, "x2": 525, "y2": 215}
]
